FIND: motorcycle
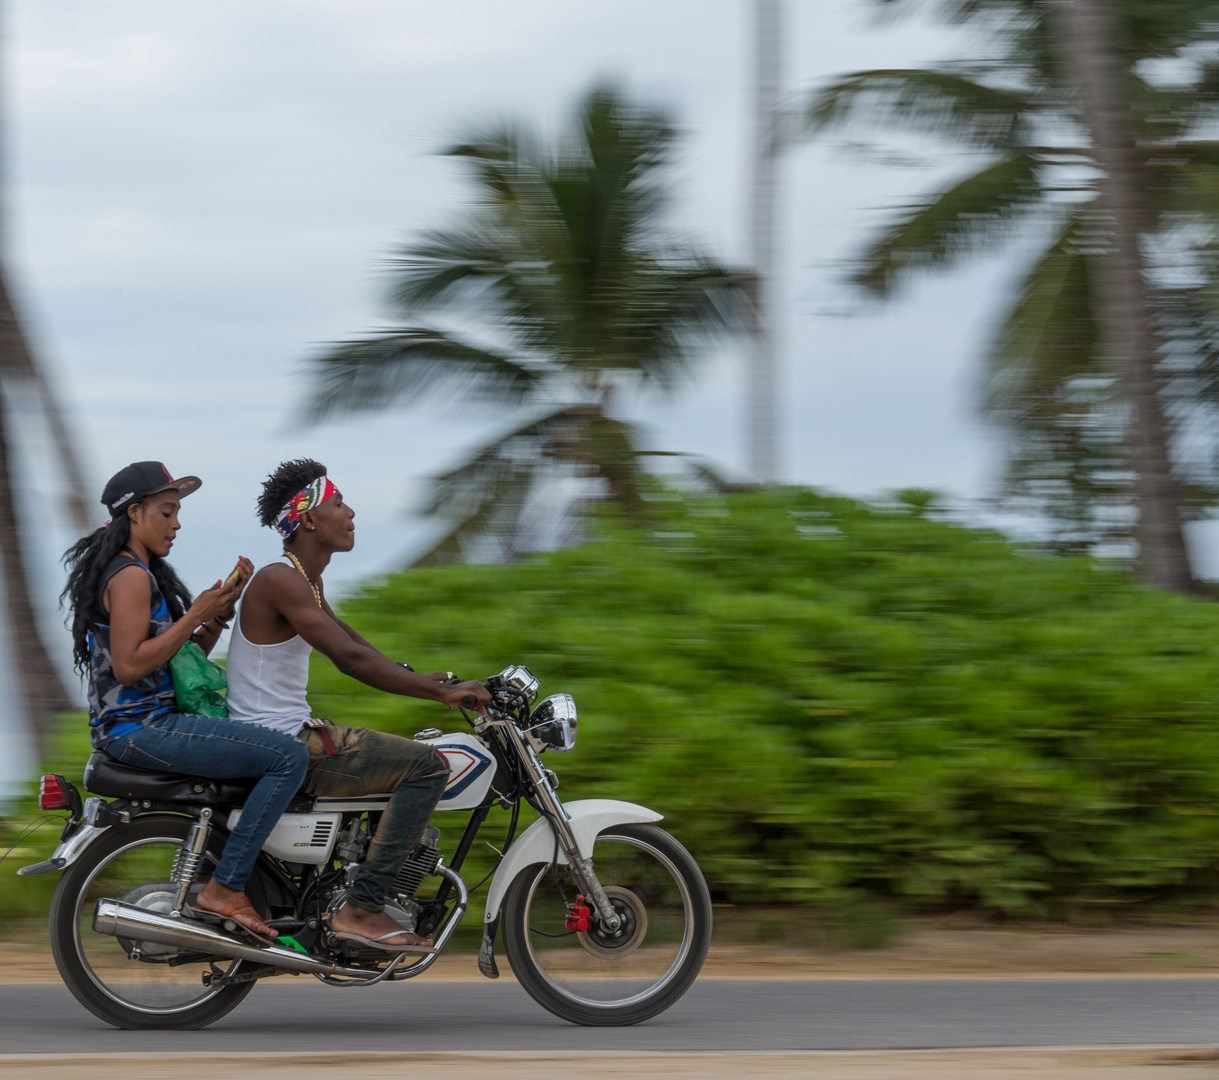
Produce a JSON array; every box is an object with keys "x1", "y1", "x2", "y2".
[{"x1": 18, "y1": 665, "x2": 712, "y2": 1030}]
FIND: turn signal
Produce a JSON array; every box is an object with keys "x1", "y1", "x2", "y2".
[{"x1": 38, "y1": 774, "x2": 71, "y2": 811}]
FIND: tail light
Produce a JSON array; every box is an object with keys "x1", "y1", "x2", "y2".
[{"x1": 39, "y1": 774, "x2": 72, "y2": 811}]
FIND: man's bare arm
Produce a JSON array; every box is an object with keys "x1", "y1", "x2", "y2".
[
  {"x1": 320, "y1": 591, "x2": 377, "y2": 651},
  {"x1": 267, "y1": 565, "x2": 488, "y2": 708}
]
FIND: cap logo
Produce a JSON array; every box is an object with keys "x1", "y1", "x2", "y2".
[{"x1": 112, "y1": 492, "x2": 135, "y2": 508}]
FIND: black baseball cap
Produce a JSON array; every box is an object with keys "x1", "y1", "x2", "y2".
[{"x1": 101, "y1": 462, "x2": 202, "y2": 517}]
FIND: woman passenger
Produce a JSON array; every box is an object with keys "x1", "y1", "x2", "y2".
[{"x1": 61, "y1": 462, "x2": 308, "y2": 941}]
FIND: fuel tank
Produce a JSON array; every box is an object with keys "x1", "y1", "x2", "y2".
[{"x1": 420, "y1": 732, "x2": 499, "y2": 811}]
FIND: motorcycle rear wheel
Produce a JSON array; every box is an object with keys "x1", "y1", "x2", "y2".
[
  {"x1": 49, "y1": 814, "x2": 261, "y2": 1030},
  {"x1": 501, "y1": 823, "x2": 712, "y2": 1026}
]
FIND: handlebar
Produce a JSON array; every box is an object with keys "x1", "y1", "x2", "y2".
[{"x1": 443, "y1": 674, "x2": 483, "y2": 713}]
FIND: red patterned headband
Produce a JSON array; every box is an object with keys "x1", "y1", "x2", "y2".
[{"x1": 274, "y1": 476, "x2": 337, "y2": 538}]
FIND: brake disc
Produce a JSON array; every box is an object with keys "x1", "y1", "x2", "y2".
[{"x1": 577, "y1": 885, "x2": 648, "y2": 960}]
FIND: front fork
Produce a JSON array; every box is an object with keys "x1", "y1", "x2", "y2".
[{"x1": 500, "y1": 724, "x2": 622, "y2": 933}]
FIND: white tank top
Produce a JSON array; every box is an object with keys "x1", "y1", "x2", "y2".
[{"x1": 225, "y1": 556, "x2": 315, "y2": 736}]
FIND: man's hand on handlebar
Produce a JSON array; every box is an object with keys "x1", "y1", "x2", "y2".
[{"x1": 438, "y1": 680, "x2": 492, "y2": 713}]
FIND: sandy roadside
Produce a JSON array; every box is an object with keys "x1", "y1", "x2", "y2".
[
  {"x1": 8, "y1": 922, "x2": 1219, "y2": 983},
  {"x1": 0, "y1": 1049, "x2": 1217, "y2": 1079}
]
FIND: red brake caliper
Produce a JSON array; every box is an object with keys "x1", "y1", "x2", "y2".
[{"x1": 565, "y1": 894, "x2": 591, "y2": 932}]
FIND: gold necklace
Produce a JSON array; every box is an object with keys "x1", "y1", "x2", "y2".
[{"x1": 284, "y1": 552, "x2": 322, "y2": 608}]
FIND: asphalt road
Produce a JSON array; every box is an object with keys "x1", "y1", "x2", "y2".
[{"x1": 1, "y1": 979, "x2": 1217, "y2": 1054}]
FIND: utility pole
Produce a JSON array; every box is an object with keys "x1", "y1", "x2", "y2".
[{"x1": 748, "y1": 0, "x2": 783, "y2": 485}]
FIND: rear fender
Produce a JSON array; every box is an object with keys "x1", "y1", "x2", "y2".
[
  {"x1": 483, "y1": 798, "x2": 662, "y2": 923},
  {"x1": 16, "y1": 822, "x2": 109, "y2": 876}
]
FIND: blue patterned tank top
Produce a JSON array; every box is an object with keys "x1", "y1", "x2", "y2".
[{"x1": 87, "y1": 555, "x2": 177, "y2": 747}]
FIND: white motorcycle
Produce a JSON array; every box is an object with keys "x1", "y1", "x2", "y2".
[{"x1": 20, "y1": 666, "x2": 712, "y2": 1029}]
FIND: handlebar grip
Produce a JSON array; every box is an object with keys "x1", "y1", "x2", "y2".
[{"x1": 460, "y1": 695, "x2": 477, "y2": 710}]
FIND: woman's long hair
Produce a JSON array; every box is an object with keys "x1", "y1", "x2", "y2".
[{"x1": 61, "y1": 508, "x2": 193, "y2": 674}]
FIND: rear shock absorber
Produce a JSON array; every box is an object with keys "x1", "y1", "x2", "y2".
[
  {"x1": 171, "y1": 807, "x2": 213, "y2": 912},
  {"x1": 392, "y1": 825, "x2": 441, "y2": 903}
]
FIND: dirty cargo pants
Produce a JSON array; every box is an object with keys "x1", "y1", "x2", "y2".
[{"x1": 300, "y1": 722, "x2": 450, "y2": 912}]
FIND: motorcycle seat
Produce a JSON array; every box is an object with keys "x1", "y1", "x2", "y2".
[{"x1": 83, "y1": 751, "x2": 257, "y2": 808}]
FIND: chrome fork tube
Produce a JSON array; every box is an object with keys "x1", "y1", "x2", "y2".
[{"x1": 501, "y1": 720, "x2": 622, "y2": 932}]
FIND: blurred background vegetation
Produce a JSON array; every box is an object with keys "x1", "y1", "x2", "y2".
[{"x1": 14, "y1": 487, "x2": 1219, "y2": 932}]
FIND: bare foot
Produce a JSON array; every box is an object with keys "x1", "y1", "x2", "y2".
[
  {"x1": 331, "y1": 902, "x2": 433, "y2": 948},
  {"x1": 195, "y1": 880, "x2": 277, "y2": 942}
]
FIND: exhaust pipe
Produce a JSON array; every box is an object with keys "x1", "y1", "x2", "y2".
[
  {"x1": 93, "y1": 862, "x2": 468, "y2": 983},
  {"x1": 94, "y1": 899, "x2": 385, "y2": 979}
]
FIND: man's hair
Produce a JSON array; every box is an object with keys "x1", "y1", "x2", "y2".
[{"x1": 257, "y1": 458, "x2": 327, "y2": 528}]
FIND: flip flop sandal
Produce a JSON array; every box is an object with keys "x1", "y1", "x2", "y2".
[
  {"x1": 189, "y1": 899, "x2": 278, "y2": 945},
  {"x1": 331, "y1": 928, "x2": 437, "y2": 953}
]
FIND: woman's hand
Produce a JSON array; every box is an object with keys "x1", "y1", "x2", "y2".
[
  {"x1": 187, "y1": 576, "x2": 244, "y2": 627},
  {"x1": 231, "y1": 556, "x2": 255, "y2": 597},
  {"x1": 198, "y1": 557, "x2": 255, "y2": 627},
  {"x1": 214, "y1": 557, "x2": 255, "y2": 625}
]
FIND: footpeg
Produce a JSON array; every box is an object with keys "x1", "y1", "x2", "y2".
[{"x1": 478, "y1": 917, "x2": 500, "y2": 979}]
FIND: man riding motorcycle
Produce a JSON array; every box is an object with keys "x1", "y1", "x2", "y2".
[{"x1": 224, "y1": 458, "x2": 491, "y2": 950}]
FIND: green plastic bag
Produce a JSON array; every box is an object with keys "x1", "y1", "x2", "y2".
[{"x1": 169, "y1": 640, "x2": 228, "y2": 717}]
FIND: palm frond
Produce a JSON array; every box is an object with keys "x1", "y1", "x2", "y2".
[
  {"x1": 806, "y1": 69, "x2": 1036, "y2": 151},
  {"x1": 851, "y1": 152, "x2": 1043, "y2": 295},
  {"x1": 413, "y1": 404, "x2": 619, "y2": 564},
  {"x1": 573, "y1": 260, "x2": 749, "y2": 387},
  {"x1": 387, "y1": 222, "x2": 521, "y2": 311},
  {"x1": 303, "y1": 329, "x2": 542, "y2": 422},
  {"x1": 421, "y1": 404, "x2": 586, "y2": 515},
  {"x1": 443, "y1": 126, "x2": 547, "y2": 210},
  {"x1": 981, "y1": 204, "x2": 1134, "y2": 542},
  {"x1": 983, "y1": 203, "x2": 1103, "y2": 420},
  {"x1": 413, "y1": 454, "x2": 545, "y2": 567}
]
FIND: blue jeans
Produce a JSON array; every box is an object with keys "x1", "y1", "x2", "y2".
[{"x1": 104, "y1": 713, "x2": 309, "y2": 892}]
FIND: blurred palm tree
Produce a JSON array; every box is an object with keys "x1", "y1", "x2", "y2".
[
  {"x1": 306, "y1": 85, "x2": 746, "y2": 563},
  {"x1": 0, "y1": 281, "x2": 88, "y2": 743},
  {"x1": 0, "y1": 0, "x2": 90, "y2": 747},
  {"x1": 807, "y1": 0, "x2": 1219, "y2": 589}
]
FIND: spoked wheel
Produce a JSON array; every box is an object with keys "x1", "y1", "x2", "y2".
[
  {"x1": 49, "y1": 815, "x2": 261, "y2": 1029},
  {"x1": 501, "y1": 823, "x2": 712, "y2": 1026}
]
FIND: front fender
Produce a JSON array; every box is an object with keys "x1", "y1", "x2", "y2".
[{"x1": 483, "y1": 798, "x2": 662, "y2": 923}]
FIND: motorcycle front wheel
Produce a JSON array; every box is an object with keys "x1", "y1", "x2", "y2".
[
  {"x1": 49, "y1": 814, "x2": 261, "y2": 1030},
  {"x1": 500, "y1": 823, "x2": 712, "y2": 1026}
]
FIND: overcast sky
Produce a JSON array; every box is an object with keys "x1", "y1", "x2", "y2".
[
  {"x1": 3, "y1": 1, "x2": 1206, "y2": 792},
  {"x1": 7, "y1": 0, "x2": 1008, "y2": 587}
]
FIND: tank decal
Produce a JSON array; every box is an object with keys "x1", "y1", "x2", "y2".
[{"x1": 437, "y1": 742, "x2": 494, "y2": 801}]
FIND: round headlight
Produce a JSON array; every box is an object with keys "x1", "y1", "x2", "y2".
[{"x1": 524, "y1": 693, "x2": 578, "y2": 753}]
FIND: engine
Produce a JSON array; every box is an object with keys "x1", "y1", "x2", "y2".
[{"x1": 393, "y1": 825, "x2": 441, "y2": 903}]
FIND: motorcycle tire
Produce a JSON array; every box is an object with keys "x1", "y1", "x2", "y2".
[
  {"x1": 49, "y1": 814, "x2": 264, "y2": 1030},
  {"x1": 501, "y1": 822, "x2": 712, "y2": 1026}
]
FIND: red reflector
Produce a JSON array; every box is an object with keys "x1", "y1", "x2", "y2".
[{"x1": 39, "y1": 775, "x2": 70, "y2": 811}]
